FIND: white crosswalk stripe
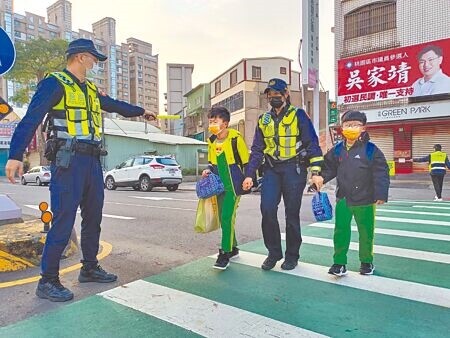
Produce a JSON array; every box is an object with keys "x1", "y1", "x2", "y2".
[
  {"x1": 306, "y1": 222, "x2": 450, "y2": 241},
  {"x1": 217, "y1": 251, "x2": 450, "y2": 308},
  {"x1": 101, "y1": 280, "x2": 328, "y2": 338}
]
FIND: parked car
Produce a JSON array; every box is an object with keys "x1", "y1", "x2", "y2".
[
  {"x1": 104, "y1": 155, "x2": 182, "y2": 192},
  {"x1": 21, "y1": 166, "x2": 51, "y2": 186}
]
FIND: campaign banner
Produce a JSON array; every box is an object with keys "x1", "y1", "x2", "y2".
[{"x1": 338, "y1": 37, "x2": 450, "y2": 104}]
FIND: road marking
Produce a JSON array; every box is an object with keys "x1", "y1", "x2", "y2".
[
  {"x1": 0, "y1": 250, "x2": 35, "y2": 272},
  {"x1": 220, "y1": 251, "x2": 450, "y2": 308},
  {"x1": 24, "y1": 205, "x2": 135, "y2": 220},
  {"x1": 280, "y1": 234, "x2": 450, "y2": 264},
  {"x1": 101, "y1": 280, "x2": 327, "y2": 338},
  {"x1": 412, "y1": 205, "x2": 450, "y2": 210},
  {"x1": 128, "y1": 196, "x2": 198, "y2": 202},
  {"x1": 376, "y1": 216, "x2": 450, "y2": 227},
  {"x1": 377, "y1": 209, "x2": 450, "y2": 217},
  {"x1": 307, "y1": 222, "x2": 450, "y2": 241},
  {"x1": 0, "y1": 241, "x2": 112, "y2": 289},
  {"x1": 388, "y1": 200, "x2": 450, "y2": 205},
  {"x1": 105, "y1": 201, "x2": 196, "y2": 212}
]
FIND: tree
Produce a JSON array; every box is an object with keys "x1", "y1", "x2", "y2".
[{"x1": 6, "y1": 37, "x2": 68, "y2": 164}]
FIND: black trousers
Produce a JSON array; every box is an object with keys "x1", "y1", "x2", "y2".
[{"x1": 431, "y1": 174, "x2": 444, "y2": 199}]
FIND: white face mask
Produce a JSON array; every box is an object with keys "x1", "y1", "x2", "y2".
[{"x1": 87, "y1": 63, "x2": 101, "y2": 79}]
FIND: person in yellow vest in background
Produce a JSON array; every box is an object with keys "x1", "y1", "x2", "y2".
[
  {"x1": 242, "y1": 78, "x2": 324, "y2": 271},
  {"x1": 202, "y1": 107, "x2": 250, "y2": 270},
  {"x1": 5, "y1": 39, "x2": 156, "y2": 302},
  {"x1": 411, "y1": 144, "x2": 450, "y2": 201}
]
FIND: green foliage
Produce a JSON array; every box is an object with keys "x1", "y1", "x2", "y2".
[{"x1": 5, "y1": 38, "x2": 68, "y2": 103}]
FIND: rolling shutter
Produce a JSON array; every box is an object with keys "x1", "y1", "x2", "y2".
[{"x1": 367, "y1": 128, "x2": 394, "y2": 161}]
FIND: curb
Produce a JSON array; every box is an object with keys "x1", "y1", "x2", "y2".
[{"x1": 0, "y1": 219, "x2": 78, "y2": 272}]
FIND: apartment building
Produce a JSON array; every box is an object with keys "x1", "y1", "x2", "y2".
[
  {"x1": 209, "y1": 57, "x2": 327, "y2": 148},
  {"x1": 0, "y1": 0, "x2": 159, "y2": 119}
]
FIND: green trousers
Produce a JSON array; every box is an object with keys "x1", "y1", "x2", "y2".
[
  {"x1": 333, "y1": 198, "x2": 376, "y2": 265},
  {"x1": 216, "y1": 152, "x2": 240, "y2": 253}
]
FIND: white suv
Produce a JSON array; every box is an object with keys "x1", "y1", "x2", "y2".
[{"x1": 104, "y1": 155, "x2": 182, "y2": 192}]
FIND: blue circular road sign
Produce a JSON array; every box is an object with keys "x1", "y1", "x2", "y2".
[{"x1": 0, "y1": 27, "x2": 16, "y2": 76}]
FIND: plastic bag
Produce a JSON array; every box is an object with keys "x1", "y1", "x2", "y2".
[
  {"x1": 194, "y1": 195, "x2": 221, "y2": 233},
  {"x1": 196, "y1": 173, "x2": 225, "y2": 199},
  {"x1": 312, "y1": 192, "x2": 333, "y2": 222}
]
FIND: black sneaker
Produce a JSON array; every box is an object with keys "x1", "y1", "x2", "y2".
[
  {"x1": 261, "y1": 256, "x2": 281, "y2": 270},
  {"x1": 360, "y1": 263, "x2": 375, "y2": 275},
  {"x1": 213, "y1": 250, "x2": 230, "y2": 270},
  {"x1": 36, "y1": 278, "x2": 74, "y2": 302},
  {"x1": 78, "y1": 265, "x2": 118, "y2": 283},
  {"x1": 328, "y1": 264, "x2": 348, "y2": 277},
  {"x1": 228, "y1": 247, "x2": 239, "y2": 260},
  {"x1": 281, "y1": 259, "x2": 298, "y2": 270}
]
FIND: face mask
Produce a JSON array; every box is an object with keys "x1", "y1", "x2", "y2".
[
  {"x1": 208, "y1": 123, "x2": 224, "y2": 135},
  {"x1": 269, "y1": 96, "x2": 284, "y2": 109},
  {"x1": 87, "y1": 63, "x2": 100, "y2": 79},
  {"x1": 342, "y1": 128, "x2": 362, "y2": 141}
]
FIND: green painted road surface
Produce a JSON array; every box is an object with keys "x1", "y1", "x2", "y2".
[{"x1": 2, "y1": 200, "x2": 449, "y2": 337}]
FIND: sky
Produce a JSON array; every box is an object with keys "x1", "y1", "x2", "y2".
[{"x1": 12, "y1": 0, "x2": 336, "y2": 113}]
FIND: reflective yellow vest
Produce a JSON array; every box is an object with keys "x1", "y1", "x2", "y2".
[
  {"x1": 429, "y1": 151, "x2": 447, "y2": 171},
  {"x1": 48, "y1": 71, "x2": 102, "y2": 141},
  {"x1": 258, "y1": 105, "x2": 299, "y2": 160}
]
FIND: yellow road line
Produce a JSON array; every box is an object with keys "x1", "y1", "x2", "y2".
[
  {"x1": 0, "y1": 250, "x2": 35, "y2": 272},
  {"x1": 0, "y1": 241, "x2": 112, "y2": 289}
]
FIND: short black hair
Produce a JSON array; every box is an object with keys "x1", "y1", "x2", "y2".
[
  {"x1": 341, "y1": 110, "x2": 367, "y2": 125},
  {"x1": 208, "y1": 106, "x2": 230, "y2": 122},
  {"x1": 417, "y1": 45, "x2": 443, "y2": 59},
  {"x1": 434, "y1": 144, "x2": 442, "y2": 151}
]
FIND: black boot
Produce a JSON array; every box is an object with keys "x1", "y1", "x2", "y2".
[
  {"x1": 36, "y1": 277, "x2": 74, "y2": 302},
  {"x1": 78, "y1": 265, "x2": 118, "y2": 283}
]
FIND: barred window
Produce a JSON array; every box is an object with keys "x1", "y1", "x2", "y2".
[{"x1": 344, "y1": 1, "x2": 396, "y2": 39}]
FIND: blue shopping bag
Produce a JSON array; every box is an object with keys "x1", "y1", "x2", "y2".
[
  {"x1": 312, "y1": 192, "x2": 333, "y2": 222},
  {"x1": 196, "y1": 173, "x2": 225, "y2": 199}
]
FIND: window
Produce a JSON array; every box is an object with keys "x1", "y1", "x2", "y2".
[
  {"x1": 344, "y1": 1, "x2": 396, "y2": 39},
  {"x1": 230, "y1": 70, "x2": 238, "y2": 87},
  {"x1": 280, "y1": 67, "x2": 287, "y2": 75},
  {"x1": 252, "y1": 66, "x2": 261, "y2": 80},
  {"x1": 212, "y1": 90, "x2": 244, "y2": 113},
  {"x1": 215, "y1": 80, "x2": 221, "y2": 95},
  {"x1": 133, "y1": 157, "x2": 145, "y2": 166}
]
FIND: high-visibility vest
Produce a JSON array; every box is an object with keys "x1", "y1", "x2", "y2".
[
  {"x1": 47, "y1": 71, "x2": 102, "y2": 141},
  {"x1": 258, "y1": 105, "x2": 299, "y2": 160},
  {"x1": 429, "y1": 151, "x2": 447, "y2": 171}
]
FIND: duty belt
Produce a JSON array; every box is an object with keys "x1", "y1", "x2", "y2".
[{"x1": 73, "y1": 142, "x2": 106, "y2": 157}]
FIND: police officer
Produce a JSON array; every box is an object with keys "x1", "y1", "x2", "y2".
[
  {"x1": 5, "y1": 38, "x2": 156, "y2": 302},
  {"x1": 242, "y1": 78, "x2": 324, "y2": 271},
  {"x1": 411, "y1": 144, "x2": 450, "y2": 201}
]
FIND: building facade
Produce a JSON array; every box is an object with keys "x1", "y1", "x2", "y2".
[
  {"x1": 209, "y1": 57, "x2": 327, "y2": 149},
  {"x1": 165, "y1": 63, "x2": 194, "y2": 136},
  {"x1": 0, "y1": 0, "x2": 159, "y2": 119},
  {"x1": 335, "y1": 0, "x2": 450, "y2": 173},
  {"x1": 184, "y1": 83, "x2": 211, "y2": 141}
]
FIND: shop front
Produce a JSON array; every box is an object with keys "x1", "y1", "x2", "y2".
[{"x1": 363, "y1": 101, "x2": 450, "y2": 174}]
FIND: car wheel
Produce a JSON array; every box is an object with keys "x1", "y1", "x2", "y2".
[
  {"x1": 139, "y1": 175, "x2": 153, "y2": 192},
  {"x1": 132, "y1": 185, "x2": 141, "y2": 191},
  {"x1": 21, "y1": 177, "x2": 27, "y2": 185},
  {"x1": 36, "y1": 177, "x2": 42, "y2": 186},
  {"x1": 166, "y1": 184, "x2": 179, "y2": 192},
  {"x1": 105, "y1": 176, "x2": 117, "y2": 190}
]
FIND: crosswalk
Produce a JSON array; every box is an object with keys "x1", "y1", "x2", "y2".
[{"x1": 1, "y1": 199, "x2": 449, "y2": 337}]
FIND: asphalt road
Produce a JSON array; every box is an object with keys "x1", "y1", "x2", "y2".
[{"x1": 0, "y1": 179, "x2": 448, "y2": 327}]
